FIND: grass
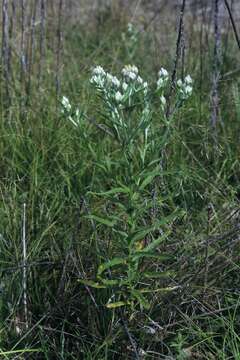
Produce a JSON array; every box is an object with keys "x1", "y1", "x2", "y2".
[{"x1": 0, "y1": 5, "x2": 240, "y2": 359}]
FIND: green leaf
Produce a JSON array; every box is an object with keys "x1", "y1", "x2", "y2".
[
  {"x1": 106, "y1": 301, "x2": 130, "y2": 309},
  {"x1": 133, "y1": 252, "x2": 171, "y2": 261},
  {"x1": 139, "y1": 169, "x2": 160, "y2": 190},
  {"x1": 131, "y1": 289, "x2": 151, "y2": 310},
  {"x1": 88, "y1": 186, "x2": 130, "y2": 197},
  {"x1": 98, "y1": 257, "x2": 127, "y2": 276},
  {"x1": 85, "y1": 215, "x2": 116, "y2": 227},
  {"x1": 100, "y1": 278, "x2": 120, "y2": 286},
  {"x1": 142, "y1": 271, "x2": 174, "y2": 279},
  {"x1": 78, "y1": 279, "x2": 106, "y2": 289},
  {"x1": 128, "y1": 211, "x2": 178, "y2": 247},
  {"x1": 141, "y1": 231, "x2": 170, "y2": 253},
  {"x1": 139, "y1": 286, "x2": 180, "y2": 293}
]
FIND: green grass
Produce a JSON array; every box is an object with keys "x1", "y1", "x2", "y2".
[{"x1": 0, "y1": 13, "x2": 240, "y2": 359}]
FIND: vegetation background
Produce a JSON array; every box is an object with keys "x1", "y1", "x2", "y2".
[{"x1": 0, "y1": 0, "x2": 240, "y2": 358}]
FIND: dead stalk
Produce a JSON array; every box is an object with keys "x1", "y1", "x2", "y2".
[
  {"x1": 224, "y1": 0, "x2": 240, "y2": 50},
  {"x1": 38, "y1": 0, "x2": 46, "y2": 86},
  {"x1": 210, "y1": 0, "x2": 222, "y2": 135},
  {"x1": 56, "y1": 0, "x2": 63, "y2": 97},
  {"x1": 22, "y1": 202, "x2": 29, "y2": 329},
  {"x1": 166, "y1": 0, "x2": 186, "y2": 118},
  {"x1": 27, "y1": 0, "x2": 38, "y2": 98},
  {"x1": 2, "y1": 0, "x2": 10, "y2": 102}
]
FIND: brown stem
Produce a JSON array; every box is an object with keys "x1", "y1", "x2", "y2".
[
  {"x1": 166, "y1": 0, "x2": 186, "y2": 118},
  {"x1": 224, "y1": 0, "x2": 240, "y2": 50}
]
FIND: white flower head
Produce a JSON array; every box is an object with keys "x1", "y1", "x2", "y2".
[
  {"x1": 92, "y1": 66, "x2": 106, "y2": 77},
  {"x1": 160, "y1": 95, "x2": 166, "y2": 107},
  {"x1": 106, "y1": 73, "x2": 120, "y2": 88},
  {"x1": 137, "y1": 76, "x2": 143, "y2": 84},
  {"x1": 122, "y1": 65, "x2": 139, "y2": 81},
  {"x1": 130, "y1": 72, "x2": 137, "y2": 80},
  {"x1": 106, "y1": 73, "x2": 113, "y2": 82},
  {"x1": 157, "y1": 78, "x2": 165, "y2": 89},
  {"x1": 115, "y1": 91, "x2": 123, "y2": 102},
  {"x1": 177, "y1": 79, "x2": 183, "y2": 87},
  {"x1": 61, "y1": 96, "x2": 71, "y2": 112},
  {"x1": 185, "y1": 75, "x2": 193, "y2": 85},
  {"x1": 158, "y1": 67, "x2": 169, "y2": 79},
  {"x1": 130, "y1": 65, "x2": 138, "y2": 74},
  {"x1": 111, "y1": 76, "x2": 120, "y2": 88},
  {"x1": 90, "y1": 74, "x2": 105, "y2": 88},
  {"x1": 185, "y1": 85, "x2": 193, "y2": 95},
  {"x1": 122, "y1": 82, "x2": 128, "y2": 91}
]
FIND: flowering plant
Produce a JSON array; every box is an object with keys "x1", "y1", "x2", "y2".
[{"x1": 61, "y1": 65, "x2": 193, "y2": 310}]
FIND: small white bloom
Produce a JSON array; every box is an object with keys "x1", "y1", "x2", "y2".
[
  {"x1": 185, "y1": 85, "x2": 193, "y2": 95},
  {"x1": 106, "y1": 73, "x2": 113, "y2": 82},
  {"x1": 185, "y1": 75, "x2": 192, "y2": 84},
  {"x1": 122, "y1": 65, "x2": 139, "y2": 79},
  {"x1": 137, "y1": 76, "x2": 143, "y2": 84},
  {"x1": 130, "y1": 65, "x2": 138, "y2": 74},
  {"x1": 160, "y1": 95, "x2": 166, "y2": 107},
  {"x1": 111, "y1": 76, "x2": 120, "y2": 88},
  {"x1": 158, "y1": 67, "x2": 169, "y2": 79},
  {"x1": 122, "y1": 82, "x2": 128, "y2": 91},
  {"x1": 128, "y1": 71, "x2": 137, "y2": 80},
  {"x1": 115, "y1": 91, "x2": 123, "y2": 102},
  {"x1": 177, "y1": 79, "x2": 183, "y2": 87},
  {"x1": 143, "y1": 81, "x2": 148, "y2": 89},
  {"x1": 92, "y1": 66, "x2": 106, "y2": 76},
  {"x1": 157, "y1": 78, "x2": 165, "y2": 88},
  {"x1": 90, "y1": 74, "x2": 105, "y2": 88},
  {"x1": 62, "y1": 96, "x2": 71, "y2": 111}
]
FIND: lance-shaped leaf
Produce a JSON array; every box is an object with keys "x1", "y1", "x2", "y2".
[
  {"x1": 131, "y1": 289, "x2": 151, "y2": 310},
  {"x1": 85, "y1": 215, "x2": 117, "y2": 227},
  {"x1": 97, "y1": 257, "x2": 127, "y2": 276},
  {"x1": 78, "y1": 279, "x2": 106, "y2": 289}
]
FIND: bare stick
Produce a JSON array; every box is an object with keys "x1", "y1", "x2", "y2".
[
  {"x1": 56, "y1": 0, "x2": 63, "y2": 97},
  {"x1": 26, "y1": 0, "x2": 38, "y2": 99},
  {"x1": 2, "y1": 0, "x2": 10, "y2": 102},
  {"x1": 210, "y1": 0, "x2": 222, "y2": 133},
  {"x1": 224, "y1": 0, "x2": 240, "y2": 50},
  {"x1": 166, "y1": 0, "x2": 186, "y2": 118},
  {"x1": 22, "y1": 202, "x2": 29, "y2": 329},
  {"x1": 20, "y1": 0, "x2": 27, "y2": 85},
  {"x1": 8, "y1": 0, "x2": 16, "y2": 84},
  {"x1": 38, "y1": 0, "x2": 46, "y2": 87}
]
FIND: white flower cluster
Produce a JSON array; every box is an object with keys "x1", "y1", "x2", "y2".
[
  {"x1": 90, "y1": 65, "x2": 148, "y2": 104},
  {"x1": 89, "y1": 65, "x2": 193, "y2": 116},
  {"x1": 157, "y1": 67, "x2": 169, "y2": 89},
  {"x1": 177, "y1": 75, "x2": 193, "y2": 100},
  {"x1": 121, "y1": 64, "x2": 138, "y2": 81},
  {"x1": 90, "y1": 66, "x2": 107, "y2": 88},
  {"x1": 121, "y1": 65, "x2": 148, "y2": 95},
  {"x1": 156, "y1": 66, "x2": 193, "y2": 108}
]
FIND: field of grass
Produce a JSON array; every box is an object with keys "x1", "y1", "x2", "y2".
[{"x1": 0, "y1": 2, "x2": 240, "y2": 359}]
